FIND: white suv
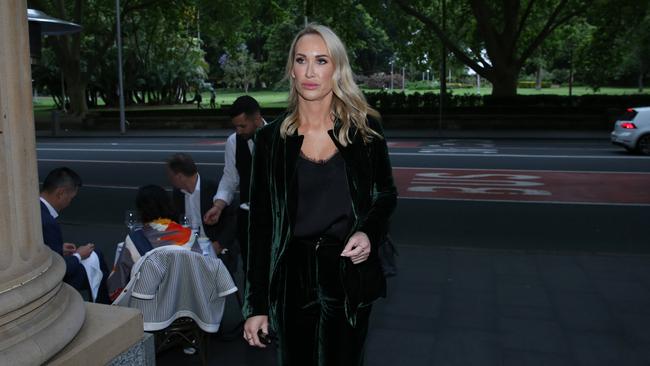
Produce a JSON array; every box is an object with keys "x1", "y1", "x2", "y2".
[{"x1": 611, "y1": 107, "x2": 650, "y2": 155}]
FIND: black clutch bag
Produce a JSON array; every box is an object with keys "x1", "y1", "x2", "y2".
[{"x1": 340, "y1": 254, "x2": 386, "y2": 327}]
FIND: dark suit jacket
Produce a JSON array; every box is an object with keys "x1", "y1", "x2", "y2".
[
  {"x1": 243, "y1": 116, "x2": 398, "y2": 328},
  {"x1": 172, "y1": 176, "x2": 237, "y2": 248},
  {"x1": 40, "y1": 201, "x2": 87, "y2": 289}
]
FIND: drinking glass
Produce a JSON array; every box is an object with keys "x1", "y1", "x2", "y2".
[
  {"x1": 180, "y1": 214, "x2": 191, "y2": 228},
  {"x1": 125, "y1": 210, "x2": 137, "y2": 230}
]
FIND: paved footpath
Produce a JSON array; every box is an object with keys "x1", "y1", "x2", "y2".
[{"x1": 154, "y1": 244, "x2": 650, "y2": 366}]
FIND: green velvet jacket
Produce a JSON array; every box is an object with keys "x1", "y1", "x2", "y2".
[{"x1": 242, "y1": 115, "x2": 398, "y2": 329}]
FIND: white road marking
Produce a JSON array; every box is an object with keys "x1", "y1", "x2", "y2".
[
  {"x1": 37, "y1": 158, "x2": 223, "y2": 166},
  {"x1": 390, "y1": 152, "x2": 650, "y2": 159},
  {"x1": 83, "y1": 184, "x2": 141, "y2": 190},
  {"x1": 392, "y1": 166, "x2": 650, "y2": 175},
  {"x1": 398, "y1": 196, "x2": 650, "y2": 207},
  {"x1": 421, "y1": 140, "x2": 498, "y2": 154},
  {"x1": 38, "y1": 147, "x2": 643, "y2": 159},
  {"x1": 37, "y1": 148, "x2": 224, "y2": 153},
  {"x1": 74, "y1": 183, "x2": 650, "y2": 206}
]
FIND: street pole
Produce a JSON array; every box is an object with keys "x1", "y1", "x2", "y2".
[
  {"x1": 116, "y1": 0, "x2": 126, "y2": 134},
  {"x1": 196, "y1": 6, "x2": 200, "y2": 40},
  {"x1": 60, "y1": 68, "x2": 66, "y2": 113},
  {"x1": 569, "y1": 45, "x2": 574, "y2": 98},
  {"x1": 390, "y1": 60, "x2": 394, "y2": 91},
  {"x1": 304, "y1": 0, "x2": 308, "y2": 26},
  {"x1": 439, "y1": 0, "x2": 446, "y2": 137}
]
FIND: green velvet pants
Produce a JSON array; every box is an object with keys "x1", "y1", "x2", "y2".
[{"x1": 276, "y1": 238, "x2": 371, "y2": 366}]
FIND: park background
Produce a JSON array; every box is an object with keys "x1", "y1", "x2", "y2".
[{"x1": 27, "y1": 0, "x2": 650, "y2": 130}]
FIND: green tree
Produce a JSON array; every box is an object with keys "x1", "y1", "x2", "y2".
[
  {"x1": 30, "y1": 0, "x2": 212, "y2": 112},
  {"x1": 530, "y1": 19, "x2": 593, "y2": 93},
  {"x1": 381, "y1": 0, "x2": 592, "y2": 96},
  {"x1": 625, "y1": 12, "x2": 650, "y2": 91},
  {"x1": 221, "y1": 45, "x2": 261, "y2": 93},
  {"x1": 575, "y1": 0, "x2": 649, "y2": 90}
]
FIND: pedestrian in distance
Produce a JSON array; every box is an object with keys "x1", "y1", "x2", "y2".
[
  {"x1": 194, "y1": 90, "x2": 203, "y2": 109},
  {"x1": 210, "y1": 89, "x2": 217, "y2": 109}
]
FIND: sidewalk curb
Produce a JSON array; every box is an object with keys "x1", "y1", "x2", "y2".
[{"x1": 35, "y1": 129, "x2": 611, "y2": 140}]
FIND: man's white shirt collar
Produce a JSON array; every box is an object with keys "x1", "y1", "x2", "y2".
[
  {"x1": 181, "y1": 174, "x2": 201, "y2": 196},
  {"x1": 40, "y1": 197, "x2": 59, "y2": 219}
]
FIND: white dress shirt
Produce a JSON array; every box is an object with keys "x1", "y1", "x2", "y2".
[
  {"x1": 214, "y1": 119, "x2": 265, "y2": 208},
  {"x1": 182, "y1": 174, "x2": 205, "y2": 236}
]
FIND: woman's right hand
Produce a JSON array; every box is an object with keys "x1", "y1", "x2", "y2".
[{"x1": 243, "y1": 315, "x2": 269, "y2": 348}]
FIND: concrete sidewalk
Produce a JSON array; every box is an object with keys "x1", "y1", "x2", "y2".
[
  {"x1": 59, "y1": 221, "x2": 648, "y2": 366},
  {"x1": 150, "y1": 244, "x2": 650, "y2": 366},
  {"x1": 365, "y1": 245, "x2": 650, "y2": 366}
]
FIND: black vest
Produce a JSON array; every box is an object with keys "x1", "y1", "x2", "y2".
[{"x1": 235, "y1": 135, "x2": 253, "y2": 204}]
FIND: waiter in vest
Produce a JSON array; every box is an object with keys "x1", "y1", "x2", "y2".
[{"x1": 204, "y1": 96, "x2": 265, "y2": 273}]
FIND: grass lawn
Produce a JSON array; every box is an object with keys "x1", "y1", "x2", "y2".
[
  {"x1": 33, "y1": 90, "x2": 290, "y2": 111},
  {"x1": 384, "y1": 86, "x2": 649, "y2": 96},
  {"x1": 213, "y1": 90, "x2": 289, "y2": 108},
  {"x1": 32, "y1": 86, "x2": 648, "y2": 114}
]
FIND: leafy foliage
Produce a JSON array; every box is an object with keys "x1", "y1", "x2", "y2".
[
  {"x1": 28, "y1": 0, "x2": 649, "y2": 115},
  {"x1": 221, "y1": 45, "x2": 261, "y2": 92}
]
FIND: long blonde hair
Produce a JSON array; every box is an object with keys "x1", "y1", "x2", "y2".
[{"x1": 280, "y1": 24, "x2": 381, "y2": 145}]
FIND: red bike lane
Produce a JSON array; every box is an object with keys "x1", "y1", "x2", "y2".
[{"x1": 393, "y1": 167, "x2": 650, "y2": 205}]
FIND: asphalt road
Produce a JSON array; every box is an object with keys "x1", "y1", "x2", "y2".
[{"x1": 36, "y1": 136, "x2": 650, "y2": 262}]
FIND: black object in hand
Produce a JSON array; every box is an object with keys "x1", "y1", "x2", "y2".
[{"x1": 257, "y1": 329, "x2": 272, "y2": 345}]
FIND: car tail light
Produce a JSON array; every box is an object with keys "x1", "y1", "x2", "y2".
[{"x1": 620, "y1": 122, "x2": 636, "y2": 129}]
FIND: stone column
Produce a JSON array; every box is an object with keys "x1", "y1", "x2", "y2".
[{"x1": 0, "y1": 1, "x2": 86, "y2": 364}]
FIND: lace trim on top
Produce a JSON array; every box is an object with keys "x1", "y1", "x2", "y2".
[{"x1": 299, "y1": 150, "x2": 339, "y2": 165}]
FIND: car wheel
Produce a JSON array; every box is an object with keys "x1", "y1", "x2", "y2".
[{"x1": 637, "y1": 134, "x2": 650, "y2": 155}]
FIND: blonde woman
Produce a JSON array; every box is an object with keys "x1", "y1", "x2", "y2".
[{"x1": 243, "y1": 24, "x2": 397, "y2": 365}]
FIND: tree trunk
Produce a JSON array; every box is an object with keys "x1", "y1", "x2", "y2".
[
  {"x1": 639, "y1": 60, "x2": 645, "y2": 93},
  {"x1": 50, "y1": 93, "x2": 63, "y2": 109},
  {"x1": 490, "y1": 71, "x2": 518, "y2": 97},
  {"x1": 535, "y1": 64, "x2": 542, "y2": 90},
  {"x1": 639, "y1": 72, "x2": 645, "y2": 93},
  {"x1": 66, "y1": 71, "x2": 87, "y2": 118}
]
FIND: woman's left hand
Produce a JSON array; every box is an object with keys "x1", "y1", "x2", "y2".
[{"x1": 341, "y1": 231, "x2": 371, "y2": 264}]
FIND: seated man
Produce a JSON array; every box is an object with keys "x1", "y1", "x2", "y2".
[
  {"x1": 166, "y1": 153, "x2": 238, "y2": 273},
  {"x1": 40, "y1": 167, "x2": 110, "y2": 303}
]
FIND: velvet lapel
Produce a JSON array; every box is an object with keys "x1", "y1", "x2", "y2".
[
  {"x1": 284, "y1": 132, "x2": 304, "y2": 225},
  {"x1": 328, "y1": 124, "x2": 364, "y2": 208}
]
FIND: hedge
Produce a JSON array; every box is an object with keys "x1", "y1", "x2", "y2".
[{"x1": 364, "y1": 91, "x2": 650, "y2": 113}]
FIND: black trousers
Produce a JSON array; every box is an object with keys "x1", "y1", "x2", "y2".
[{"x1": 277, "y1": 238, "x2": 371, "y2": 366}]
